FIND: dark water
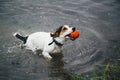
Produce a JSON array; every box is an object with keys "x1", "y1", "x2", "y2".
[{"x1": 0, "y1": 0, "x2": 120, "y2": 80}]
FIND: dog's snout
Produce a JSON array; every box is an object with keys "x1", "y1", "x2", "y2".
[{"x1": 72, "y1": 27, "x2": 76, "y2": 31}]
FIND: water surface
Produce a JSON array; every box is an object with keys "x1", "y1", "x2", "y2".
[{"x1": 0, "y1": 0, "x2": 120, "y2": 80}]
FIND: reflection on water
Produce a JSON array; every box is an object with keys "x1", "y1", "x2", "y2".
[
  {"x1": 49, "y1": 53, "x2": 73, "y2": 80},
  {"x1": 0, "y1": 0, "x2": 120, "y2": 80},
  {"x1": 49, "y1": 53, "x2": 65, "y2": 79}
]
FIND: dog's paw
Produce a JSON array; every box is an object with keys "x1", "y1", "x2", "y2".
[
  {"x1": 46, "y1": 56, "x2": 52, "y2": 61},
  {"x1": 44, "y1": 55, "x2": 52, "y2": 61},
  {"x1": 42, "y1": 52, "x2": 52, "y2": 60}
]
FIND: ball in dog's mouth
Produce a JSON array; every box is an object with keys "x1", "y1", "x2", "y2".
[{"x1": 65, "y1": 30, "x2": 80, "y2": 40}]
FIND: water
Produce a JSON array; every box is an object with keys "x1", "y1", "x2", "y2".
[{"x1": 0, "y1": 0, "x2": 120, "y2": 80}]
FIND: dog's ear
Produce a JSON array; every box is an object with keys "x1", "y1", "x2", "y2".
[
  {"x1": 50, "y1": 31, "x2": 59, "y2": 38},
  {"x1": 50, "y1": 26, "x2": 63, "y2": 38}
]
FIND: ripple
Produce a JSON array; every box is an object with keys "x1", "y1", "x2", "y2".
[{"x1": 0, "y1": 0, "x2": 120, "y2": 80}]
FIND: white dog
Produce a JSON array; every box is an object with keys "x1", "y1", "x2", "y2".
[{"x1": 13, "y1": 25, "x2": 76, "y2": 60}]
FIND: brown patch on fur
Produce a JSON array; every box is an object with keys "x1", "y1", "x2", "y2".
[
  {"x1": 50, "y1": 25, "x2": 70, "y2": 37},
  {"x1": 60, "y1": 26, "x2": 68, "y2": 35},
  {"x1": 51, "y1": 26, "x2": 63, "y2": 38}
]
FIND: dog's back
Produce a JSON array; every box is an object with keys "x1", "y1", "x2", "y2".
[{"x1": 26, "y1": 32, "x2": 51, "y2": 50}]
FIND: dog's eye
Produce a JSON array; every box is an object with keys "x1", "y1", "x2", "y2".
[{"x1": 63, "y1": 27, "x2": 67, "y2": 30}]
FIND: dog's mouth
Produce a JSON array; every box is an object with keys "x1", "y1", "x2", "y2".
[
  {"x1": 65, "y1": 33, "x2": 75, "y2": 41},
  {"x1": 64, "y1": 27, "x2": 77, "y2": 41}
]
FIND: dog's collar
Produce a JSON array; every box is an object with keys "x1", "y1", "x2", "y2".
[{"x1": 48, "y1": 38, "x2": 63, "y2": 46}]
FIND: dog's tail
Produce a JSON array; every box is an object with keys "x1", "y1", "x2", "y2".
[{"x1": 13, "y1": 32, "x2": 28, "y2": 44}]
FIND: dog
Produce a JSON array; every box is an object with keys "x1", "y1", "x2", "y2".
[{"x1": 13, "y1": 25, "x2": 76, "y2": 60}]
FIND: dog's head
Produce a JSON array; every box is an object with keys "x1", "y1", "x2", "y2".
[{"x1": 51, "y1": 25, "x2": 76, "y2": 40}]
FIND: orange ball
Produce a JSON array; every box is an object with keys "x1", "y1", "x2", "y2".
[{"x1": 69, "y1": 30, "x2": 80, "y2": 39}]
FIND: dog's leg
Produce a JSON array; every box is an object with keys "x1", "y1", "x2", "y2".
[
  {"x1": 31, "y1": 49, "x2": 37, "y2": 55},
  {"x1": 42, "y1": 51, "x2": 52, "y2": 60},
  {"x1": 20, "y1": 44, "x2": 26, "y2": 49}
]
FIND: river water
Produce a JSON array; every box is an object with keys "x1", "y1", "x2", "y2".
[{"x1": 0, "y1": 0, "x2": 120, "y2": 80}]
